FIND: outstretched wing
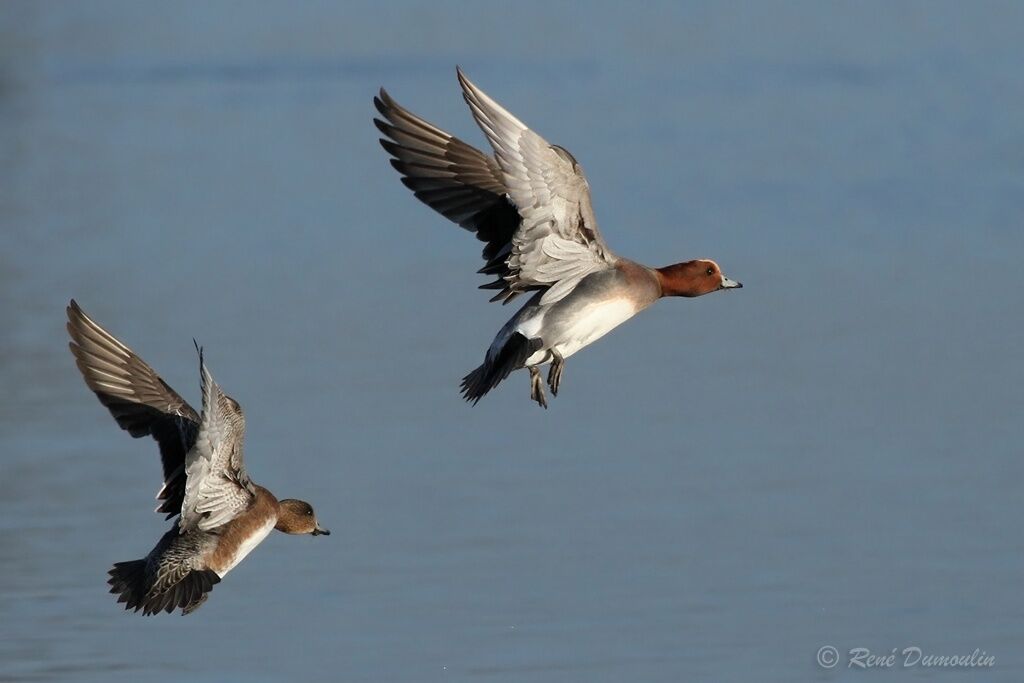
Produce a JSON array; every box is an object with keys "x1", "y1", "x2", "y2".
[
  {"x1": 456, "y1": 67, "x2": 617, "y2": 305},
  {"x1": 179, "y1": 349, "x2": 255, "y2": 533},
  {"x1": 67, "y1": 300, "x2": 199, "y2": 518},
  {"x1": 373, "y1": 88, "x2": 525, "y2": 301}
]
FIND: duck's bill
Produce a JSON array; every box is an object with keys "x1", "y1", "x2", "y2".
[
  {"x1": 312, "y1": 525, "x2": 331, "y2": 536},
  {"x1": 720, "y1": 276, "x2": 743, "y2": 290}
]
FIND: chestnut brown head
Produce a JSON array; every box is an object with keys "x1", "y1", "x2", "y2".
[{"x1": 655, "y1": 259, "x2": 742, "y2": 297}]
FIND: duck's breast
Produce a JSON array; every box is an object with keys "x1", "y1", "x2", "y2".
[
  {"x1": 529, "y1": 264, "x2": 656, "y2": 362},
  {"x1": 208, "y1": 495, "x2": 279, "y2": 578},
  {"x1": 216, "y1": 516, "x2": 276, "y2": 577},
  {"x1": 545, "y1": 297, "x2": 639, "y2": 360}
]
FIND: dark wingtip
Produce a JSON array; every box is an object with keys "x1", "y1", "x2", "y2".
[
  {"x1": 379, "y1": 138, "x2": 403, "y2": 158},
  {"x1": 375, "y1": 88, "x2": 399, "y2": 116},
  {"x1": 67, "y1": 299, "x2": 84, "y2": 324},
  {"x1": 66, "y1": 301, "x2": 84, "y2": 347},
  {"x1": 456, "y1": 65, "x2": 475, "y2": 94},
  {"x1": 390, "y1": 158, "x2": 407, "y2": 174},
  {"x1": 193, "y1": 340, "x2": 206, "y2": 381}
]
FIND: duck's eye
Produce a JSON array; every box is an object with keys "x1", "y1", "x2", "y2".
[
  {"x1": 306, "y1": 509, "x2": 313, "y2": 516},
  {"x1": 706, "y1": 267, "x2": 715, "y2": 276}
]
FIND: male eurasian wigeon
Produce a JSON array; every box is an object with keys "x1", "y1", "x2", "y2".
[
  {"x1": 374, "y1": 68, "x2": 742, "y2": 407},
  {"x1": 67, "y1": 300, "x2": 329, "y2": 615}
]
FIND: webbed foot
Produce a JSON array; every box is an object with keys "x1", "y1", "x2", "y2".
[
  {"x1": 547, "y1": 349, "x2": 564, "y2": 396},
  {"x1": 528, "y1": 366, "x2": 548, "y2": 409}
]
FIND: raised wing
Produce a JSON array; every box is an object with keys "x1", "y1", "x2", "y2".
[
  {"x1": 456, "y1": 67, "x2": 617, "y2": 304},
  {"x1": 179, "y1": 349, "x2": 255, "y2": 533},
  {"x1": 373, "y1": 89, "x2": 525, "y2": 301},
  {"x1": 67, "y1": 300, "x2": 198, "y2": 518}
]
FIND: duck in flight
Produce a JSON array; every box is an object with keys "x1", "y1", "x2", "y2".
[
  {"x1": 67, "y1": 300, "x2": 329, "y2": 615},
  {"x1": 374, "y1": 68, "x2": 742, "y2": 408}
]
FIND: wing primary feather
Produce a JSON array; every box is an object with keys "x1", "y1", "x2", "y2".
[{"x1": 67, "y1": 300, "x2": 200, "y2": 518}]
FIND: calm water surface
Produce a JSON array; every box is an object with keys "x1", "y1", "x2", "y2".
[{"x1": 1, "y1": 2, "x2": 1022, "y2": 681}]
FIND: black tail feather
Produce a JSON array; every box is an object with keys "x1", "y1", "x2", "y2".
[
  {"x1": 181, "y1": 571, "x2": 219, "y2": 615},
  {"x1": 460, "y1": 333, "x2": 543, "y2": 404},
  {"x1": 108, "y1": 561, "x2": 221, "y2": 616},
  {"x1": 108, "y1": 560, "x2": 147, "y2": 612}
]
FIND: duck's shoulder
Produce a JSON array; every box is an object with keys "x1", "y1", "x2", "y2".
[
  {"x1": 250, "y1": 484, "x2": 278, "y2": 508},
  {"x1": 576, "y1": 259, "x2": 660, "y2": 305},
  {"x1": 220, "y1": 485, "x2": 279, "y2": 531},
  {"x1": 612, "y1": 259, "x2": 658, "y2": 282}
]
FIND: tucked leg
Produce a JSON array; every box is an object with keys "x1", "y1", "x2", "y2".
[
  {"x1": 547, "y1": 349, "x2": 565, "y2": 396},
  {"x1": 528, "y1": 366, "x2": 548, "y2": 409}
]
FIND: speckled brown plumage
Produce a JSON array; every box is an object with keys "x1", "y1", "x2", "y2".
[{"x1": 68, "y1": 301, "x2": 329, "y2": 616}]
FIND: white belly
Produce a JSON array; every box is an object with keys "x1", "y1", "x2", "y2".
[
  {"x1": 522, "y1": 298, "x2": 637, "y2": 365},
  {"x1": 218, "y1": 518, "x2": 276, "y2": 577}
]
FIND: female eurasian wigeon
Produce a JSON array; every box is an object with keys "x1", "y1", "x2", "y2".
[
  {"x1": 67, "y1": 300, "x2": 329, "y2": 615},
  {"x1": 374, "y1": 68, "x2": 742, "y2": 407}
]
